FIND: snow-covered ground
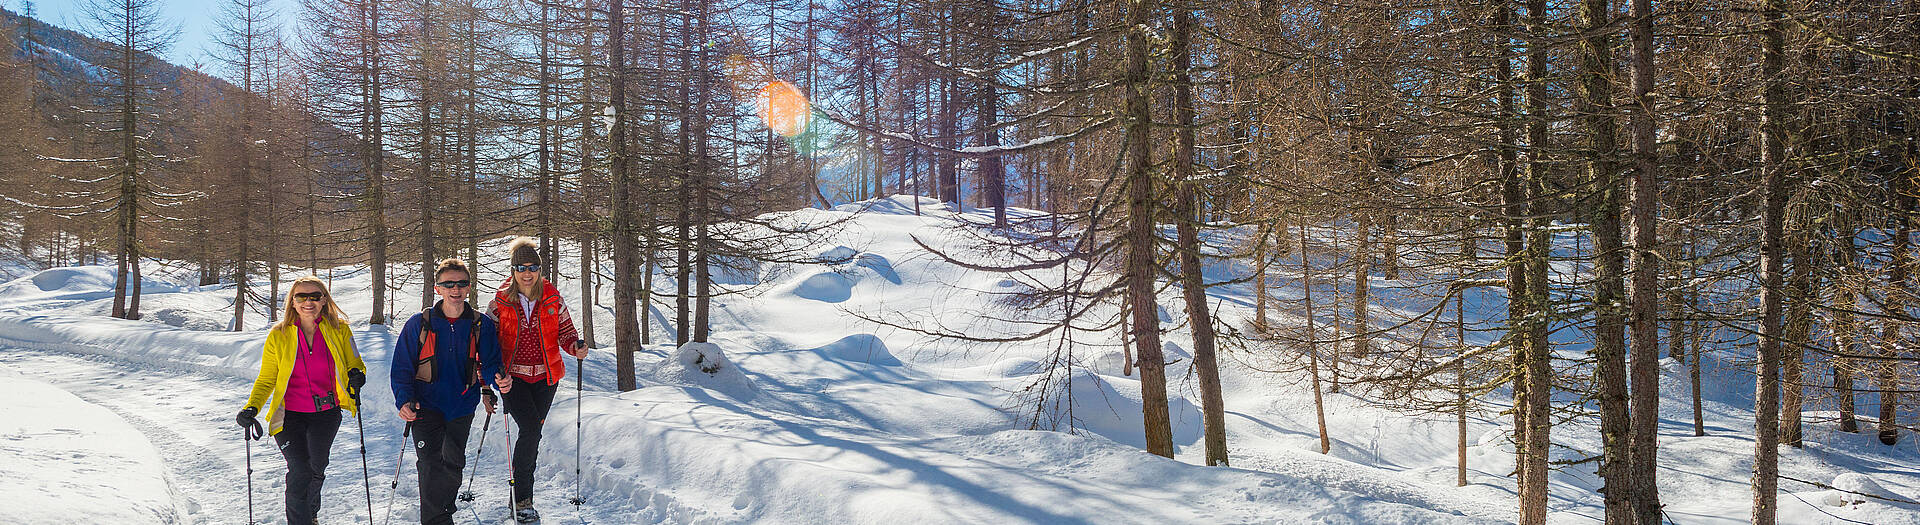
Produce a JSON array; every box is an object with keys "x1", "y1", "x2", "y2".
[
  {"x1": 0, "y1": 367, "x2": 187, "y2": 523},
  {"x1": 0, "y1": 196, "x2": 1914, "y2": 524}
]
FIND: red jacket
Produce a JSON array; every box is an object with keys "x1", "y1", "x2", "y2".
[{"x1": 489, "y1": 279, "x2": 583, "y2": 385}]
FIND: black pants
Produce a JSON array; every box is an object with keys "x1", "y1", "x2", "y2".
[
  {"x1": 411, "y1": 408, "x2": 474, "y2": 525},
  {"x1": 503, "y1": 377, "x2": 558, "y2": 504},
  {"x1": 275, "y1": 407, "x2": 342, "y2": 525}
]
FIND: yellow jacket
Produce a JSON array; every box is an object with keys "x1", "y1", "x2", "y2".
[{"x1": 243, "y1": 320, "x2": 367, "y2": 435}]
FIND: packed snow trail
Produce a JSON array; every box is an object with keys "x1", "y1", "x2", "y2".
[{"x1": 0, "y1": 349, "x2": 635, "y2": 525}]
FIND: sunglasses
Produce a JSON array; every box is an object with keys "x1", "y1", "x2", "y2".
[
  {"x1": 293, "y1": 291, "x2": 326, "y2": 303},
  {"x1": 513, "y1": 263, "x2": 541, "y2": 273},
  {"x1": 436, "y1": 280, "x2": 472, "y2": 289}
]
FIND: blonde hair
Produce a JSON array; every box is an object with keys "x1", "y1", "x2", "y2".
[{"x1": 274, "y1": 276, "x2": 349, "y2": 332}]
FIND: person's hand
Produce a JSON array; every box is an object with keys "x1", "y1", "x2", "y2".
[
  {"x1": 346, "y1": 368, "x2": 366, "y2": 402},
  {"x1": 236, "y1": 407, "x2": 264, "y2": 440},
  {"x1": 495, "y1": 373, "x2": 513, "y2": 393},
  {"x1": 573, "y1": 340, "x2": 588, "y2": 359},
  {"x1": 482, "y1": 389, "x2": 498, "y2": 414},
  {"x1": 398, "y1": 402, "x2": 419, "y2": 422}
]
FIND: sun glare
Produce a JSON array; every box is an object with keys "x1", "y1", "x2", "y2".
[{"x1": 759, "y1": 80, "x2": 811, "y2": 138}]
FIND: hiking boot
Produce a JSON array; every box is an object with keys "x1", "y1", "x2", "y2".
[{"x1": 514, "y1": 499, "x2": 540, "y2": 523}]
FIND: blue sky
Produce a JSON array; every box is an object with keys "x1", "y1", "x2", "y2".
[{"x1": 22, "y1": 0, "x2": 296, "y2": 76}]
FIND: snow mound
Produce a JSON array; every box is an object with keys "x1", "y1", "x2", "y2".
[
  {"x1": 0, "y1": 265, "x2": 185, "y2": 304},
  {"x1": 989, "y1": 357, "x2": 1047, "y2": 377},
  {"x1": 149, "y1": 307, "x2": 226, "y2": 331},
  {"x1": 1089, "y1": 342, "x2": 1192, "y2": 376},
  {"x1": 1821, "y1": 473, "x2": 1904, "y2": 507},
  {"x1": 30, "y1": 267, "x2": 116, "y2": 292},
  {"x1": 818, "y1": 245, "x2": 859, "y2": 263},
  {"x1": 0, "y1": 266, "x2": 118, "y2": 299},
  {"x1": 655, "y1": 342, "x2": 759, "y2": 402},
  {"x1": 831, "y1": 194, "x2": 936, "y2": 215},
  {"x1": 785, "y1": 271, "x2": 855, "y2": 303},
  {"x1": 808, "y1": 333, "x2": 902, "y2": 366},
  {"x1": 710, "y1": 256, "x2": 763, "y2": 285},
  {"x1": 0, "y1": 371, "x2": 185, "y2": 523},
  {"x1": 853, "y1": 252, "x2": 901, "y2": 284},
  {"x1": 1065, "y1": 370, "x2": 1202, "y2": 449}
]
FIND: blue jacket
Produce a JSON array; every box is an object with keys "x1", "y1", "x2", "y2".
[{"x1": 390, "y1": 301, "x2": 503, "y2": 421}]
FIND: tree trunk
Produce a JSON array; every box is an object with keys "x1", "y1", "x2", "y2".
[
  {"x1": 641, "y1": 214, "x2": 654, "y2": 345},
  {"x1": 1302, "y1": 223, "x2": 1329, "y2": 454},
  {"x1": 1577, "y1": 0, "x2": 1631, "y2": 519},
  {"x1": 674, "y1": 15, "x2": 693, "y2": 346},
  {"x1": 1351, "y1": 214, "x2": 1371, "y2": 374},
  {"x1": 417, "y1": 0, "x2": 437, "y2": 311},
  {"x1": 1834, "y1": 211, "x2": 1860, "y2": 433},
  {"x1": 537, "y1": 0, "x2": 554, "y2": 282},
  {"x1": 609, "y1": 0, "x2": 641, "y2": 392},
  {"x1": 1518, "y1": 1, "x2": 1552, "y2": 521},
  {"x1": 580, "y1": 233, "x2": 597, "y2": 348},
  {"x1": 365, "y1": 0, "x2": 388, "y2": 325},
  {"x1": 1626, "y1": 0, "x2": 1663, "y2": 519},
  {"x1": 1690, "y1": 241, "x2": 1705, "y2": 437},
  {"x1": 1458, "y1": 231, "x2": 1472, "y2": 487},
  {"x1": 1879, "y1": 192, "x2": 1912, "y2": 446},
  {"x1": 111, "y1": 18, "x2": 136, "y2": 321},
  {"x1": 1121, "y1": 0, "x2": 1171, "y2": 459},
  {"x1": 977, "y1": 0, "x2": 1004, "y2": 228},
  {"x1": 692, "y1": 4, "x2": 713, "y2": 344},
  {"x1": 1782, "y1": 222, "x2": 1813, "y2": 448},
  {"x1": 1171, "y1": 8, "x2": 1225, "y2": 467},
  {"x1": 1381, "y1": 215, "x2": 1399, "y2": 280},
  {"x1": 1752, "y1": 1, "x2": 1787, "y2": 521},
  {"x1": 1253, "y1": 224, "x2": 1271, "y2": 331}
]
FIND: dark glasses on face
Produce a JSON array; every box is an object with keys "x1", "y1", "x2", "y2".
[
  {"x1": 513, "y1": 263, "x2": 541, "y2": 273},
  {"x1": 436, "y1": 280, "x2": 472, "y2": 289},
  {"x1": 293, "y1": 292, "x2": 326, "y2": 303}
]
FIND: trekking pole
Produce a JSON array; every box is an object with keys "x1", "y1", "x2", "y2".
[
  {"x1": 244, "y1": 427, "x2": 255, "y2": 524},
  {"x1": 571, "y1": 355, "x2": 585, "y2": 507},
  {"x1": 384, "y1": 422, "x2": 412, "y2": 525},
  {"x1": 357, "y1": 405, "x2": 374, "y2": 525},
  {"x1": 504, "y1": 411, "x2": 515, "y2": 517},
  {"x1": 460, "y1": 397, "x2": 493, "y2": 503}
]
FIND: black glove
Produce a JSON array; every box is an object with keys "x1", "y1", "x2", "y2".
[
  {"x1": 236, "y1": 407, "x2": 264, "y2": 440},
  {"x1": 481, "y1": 388, "x2": 498, "y2": 413},
  {"x1": 346, "y1": 368, "x2": 366, "y2": 402}
]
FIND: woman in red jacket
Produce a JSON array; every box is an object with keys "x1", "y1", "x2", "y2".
[{"x1": 488, "y1": 237, "x2": 587, "y2": 522}]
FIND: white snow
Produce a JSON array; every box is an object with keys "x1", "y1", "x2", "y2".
[
  {"x1": 0, "y1": 369, "x2": 186, "y2": 524},
  {"x1": 0, "y1": 194, "x2": 1913, "y2": 524}
]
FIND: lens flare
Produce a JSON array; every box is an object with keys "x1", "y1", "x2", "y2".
[{"x1": 759, "y1": 80, "x2": 811, "y2": 138}]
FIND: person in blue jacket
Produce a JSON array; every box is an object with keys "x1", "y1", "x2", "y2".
[{"x1": 391, "y1": 258, "x2": 512, "y2": 525}]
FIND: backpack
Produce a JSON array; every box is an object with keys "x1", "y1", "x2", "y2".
[{"x1": 415, "y1": 306, "x2": 482, "y2": 392}]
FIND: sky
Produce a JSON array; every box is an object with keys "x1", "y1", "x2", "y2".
[{"x1": 21, "y1": 0, "x2": 296, "y2": 76}]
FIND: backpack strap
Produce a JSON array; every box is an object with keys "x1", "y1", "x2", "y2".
[
  {"x1": 415, "y1": 305, "x2": 485, "y2": 389},
  {"x1": 414, "y1": 307, "x2": 438, "y2": 384}
]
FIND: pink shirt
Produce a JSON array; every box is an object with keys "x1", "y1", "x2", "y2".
[{"x1": 284, "y1": 325, "x2": 338, "y2": 413}]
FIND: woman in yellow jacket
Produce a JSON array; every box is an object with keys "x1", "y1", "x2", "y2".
[{"x1": 236, "y1": 276, "x2": 368, "y2": 525}]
